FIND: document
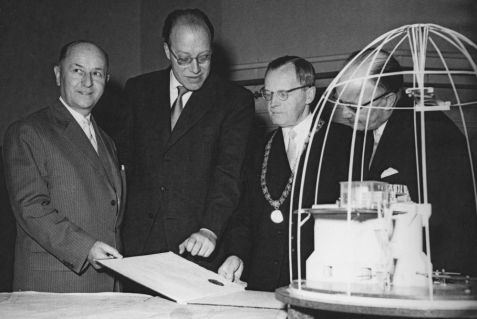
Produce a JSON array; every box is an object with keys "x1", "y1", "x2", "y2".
[{"x1": 99, "y1": 252, "x2": 245, "y2": 304}]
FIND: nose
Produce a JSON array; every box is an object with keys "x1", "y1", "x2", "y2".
[
  {"x1": 269, "y1": 93, "x2": 281, "y2": 108},
  {"x1": 189, "y1": 59, "x2": 200, "y2": 74},
  {"x1": 82, "y1": 72, "x2": 93, "y2": 87},
  {"x1": 341, "y1": 106, "x2": 355, "y2": 119}
]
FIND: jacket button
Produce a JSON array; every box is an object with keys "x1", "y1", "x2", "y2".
[
  {"x1": 160, "y1": 186, "x2": 166, "y2": 192},
  {"x1": 110, "y1": 200, "x2": 116, "y2": 206},
  {"x1": 148, "y1": 212, "x2": 154, "y2": 219}
]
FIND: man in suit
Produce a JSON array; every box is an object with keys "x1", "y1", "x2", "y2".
[
  {"x1": 2, "y1": 41, "x2": 124, "y2": 292},
  {"x1": 332, "y1": 48, "x2": 477, "y2": 275},
  {"x1": 120, "y1": 8, "x2": 254, "y2": 274},
  {"x1": 218, "y1": 56, "x2": 352, "y2": 291}
]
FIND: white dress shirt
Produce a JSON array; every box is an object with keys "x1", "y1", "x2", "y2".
[
  {"x1": 169, "y1": 71, "x2": 192, "y2": 107},
  {"x1": 282, "y1": 114, "x2": 313, "y2": 169},
  {"x1": 59, "y1": 97, "x2": 98, "y2": 152}
]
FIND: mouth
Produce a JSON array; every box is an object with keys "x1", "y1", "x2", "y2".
[{"x1": 77, "y1": 91, "x2": 94, "y2": 96}]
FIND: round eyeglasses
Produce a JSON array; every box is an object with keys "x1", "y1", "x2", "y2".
[
  {"x1": 169, "y1": 47, "x2": 212, "y2": 66},
  {"x1": 260, "y1": 85, "x2": 310, "y2": 101},
  {"x1": 327, "y1": 90, "x2": 391, "y2": 109}
]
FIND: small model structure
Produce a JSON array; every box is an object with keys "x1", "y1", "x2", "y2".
[{"x1": 276, "y1": 23, "x2": 477, "y2": 317}]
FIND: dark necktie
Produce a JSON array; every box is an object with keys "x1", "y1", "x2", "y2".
[{"x1": 171, "y1": 86, "x2": 188, "y2": 131}]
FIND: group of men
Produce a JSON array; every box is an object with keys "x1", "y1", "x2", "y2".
[{"x1": 2, "y1": 8, "x2": 476, "y2": 294}]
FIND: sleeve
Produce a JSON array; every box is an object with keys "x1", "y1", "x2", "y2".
[
  {"x1": 200, "y1": 88, "x2": 255, "y2": 240},
  {"x1": 426, "y1": 115, "x2": 477, "y2": 276},
  {"x1": 223, "y1": 182, "x2": 254, "y2": 263},
  {"x1": 2, "y1": 122, "x2": 96, "y2": 274}
]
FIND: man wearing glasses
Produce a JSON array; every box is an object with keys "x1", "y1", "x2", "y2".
[
  {"x1": 119, "y1": 8, "x2": 254, "y2": 291},
  {"x1": 332, "y1": 48, "x2": 477, "y2": 276},
  {"x1": 218, "y1": 56, "x2": 352, "y2": 291}
]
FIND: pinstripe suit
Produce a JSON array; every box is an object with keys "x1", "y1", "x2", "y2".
[{"x1": 2, "y1": 100, "x2": 124, "y2": 292}]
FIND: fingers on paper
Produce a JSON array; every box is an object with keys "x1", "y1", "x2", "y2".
[{"x1": 218, "y1": 256, "x2": 243, "y2": 282}]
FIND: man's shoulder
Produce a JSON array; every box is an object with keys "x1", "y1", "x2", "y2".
[{"x1": 4, "y1": 106, "x2": 53, "y2": 142}]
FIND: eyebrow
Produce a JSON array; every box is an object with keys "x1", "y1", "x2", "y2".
[
  {"x1": 174, "y1": 50, "x2": 212, "y2": 56},
  {"x1": 71, "y1": 63, "x2": 105, "y2": 71}
]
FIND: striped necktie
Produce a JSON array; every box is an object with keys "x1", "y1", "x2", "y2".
[
  {"x1": 83, "y1": 118, "x2": 98, "y2": 153},
  {"x1": 171, "y1": 86, "x2": 188, "y2": 131}
]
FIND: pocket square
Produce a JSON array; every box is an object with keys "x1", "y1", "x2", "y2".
[{"x1": 381, "y1": 167, "x2": 399, "y2": 178}]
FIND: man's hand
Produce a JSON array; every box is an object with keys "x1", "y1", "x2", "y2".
[
  {"x1": 178, "y1": 229, "x2": 217, "y2": 257},
  {"x1": 218, "y1": 255, "x2": 244, "y2": 282},
  {"x1": 87, "y1": 241, "x2": 123, "y2": 269}
]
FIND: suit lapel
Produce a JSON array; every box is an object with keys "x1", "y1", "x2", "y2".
[
  {"x1": 370, "y1": 109, "x2": 414, "y2": 179},
  {"x1": 92, "y1": 117, "x2": 121, "y2": 197},
  {"x1": 150, "y1": 72, "x2": 172, "y2": 148},
  {"x1": 166, "y1": 77, "x2": 215, "y2": 150},
  {"x1": 51, "y1": 101, "x2": 115, "y2": 191}
]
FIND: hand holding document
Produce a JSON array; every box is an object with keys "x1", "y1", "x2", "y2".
[
  {"x1": 88, "y1": 241, "x2": 123, "y2": 269},
  {"x1": 98, "y1": 252, "x2": 244, "y2": 304}
]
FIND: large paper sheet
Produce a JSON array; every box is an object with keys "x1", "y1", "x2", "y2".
[
  {"x1": 99, "y1": 252, "x2": 244, "y2": 304},
  {"x1": 190, "y1": 290, "x2": 285, "y2": 309}
]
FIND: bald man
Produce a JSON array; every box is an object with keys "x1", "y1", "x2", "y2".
[{"x1": 3, "y1": 40, "x2": 124, "y2": 292}]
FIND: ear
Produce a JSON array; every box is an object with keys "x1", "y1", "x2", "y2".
[
  {"x1": 53, "y1": 65, "x2": 61, "y2": 87},
  {"x1": 163, "y1": 42, "x2": 171, "y2": 61},
  {"x1": 383, "y1": 92, "x2": 397, "y2": 110},
  {"x1": 305, "y1": 86, "x2": 316, "y2": 105},
  {"x1": 106, "y1": 74, "x2": 111, "y2": 83}
]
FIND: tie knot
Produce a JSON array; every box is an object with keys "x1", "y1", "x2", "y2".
[
  {"x1": 289, "y1": 129, "x2": 297, "y2": 140},
  {"x1": 177, "y1": 86, "x2": 188, "y2": 97},
  {"x1": 81, "y1": 117, "x2": 91, "y2": 128}
]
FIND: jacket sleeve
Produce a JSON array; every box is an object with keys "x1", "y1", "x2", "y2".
[
  {"x1": 200, "y1": 89, "x2": 255, "y2": 240},
  {"x1": 2, "y1": 121, "x2": 96, "y2": 274}
]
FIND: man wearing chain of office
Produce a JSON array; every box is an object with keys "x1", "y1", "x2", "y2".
[{"x1": 218, "y1": 56, "x2": 352, "y2": 291}]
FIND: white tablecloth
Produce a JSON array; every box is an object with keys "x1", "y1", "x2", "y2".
[{"x1": 0, "y1": 291, "x2": 287, "y2": 319}]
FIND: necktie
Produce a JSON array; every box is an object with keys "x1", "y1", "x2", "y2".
[
  {"x1": 83, "y1": 118, "x2": 98, "y2": 153},
  {"x1": 369, "y1": 130, "x2": 380, "y2": 168},
  {"x1": 286, "y1": 129, "x2": 297, "y2": 169},
  {"x1": 171, "y1": 86, "x2": 188, "y2": 131}
]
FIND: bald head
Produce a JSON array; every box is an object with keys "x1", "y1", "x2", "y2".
[
  {"x1": 58, "y1": 40, "x2": 109, "y2": 73},
  {"x1": 341, "y1": 48, "x2": 403, "y2": 94},
  {"x1": 333, "y1": 49, "x2": 402, "y2": 130}
]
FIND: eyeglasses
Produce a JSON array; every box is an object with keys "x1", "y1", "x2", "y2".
[
  {"x1": 260, "y1": 85, "x2": 310, "y2": 101},
  {"x1": 169, "y1": 47, "x2": 212, "y2": 66},
  {"x1": 328, "y1": 90, "x2": 391, "y2": 108}
]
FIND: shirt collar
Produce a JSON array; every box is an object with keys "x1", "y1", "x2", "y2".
[
  {"x1": 169, "y1": 70, "x2": 181, "y2": 90},
  {"x1": 374, "y1": 121, "x2": 387, "y2": 144},
  {"x1": 59, "y1": 96, "x2": 92, "y2": 124},
  {"x1": 282, "y1": 113, "x2": 313, "y2": 137}
]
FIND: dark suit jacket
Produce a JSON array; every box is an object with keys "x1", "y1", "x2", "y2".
[
  {"x1": 357, "y1": 99, "x2": 477, "y2": 275},
  {"x1": 120, "y1": 69, "x2": 254, "y2": 269},
  {"x1": 225, "y1": 121, "x2": 353, "y2": 291},
  {"x1": 2, "y1": 100, "x2": 124, "y2": 292}
]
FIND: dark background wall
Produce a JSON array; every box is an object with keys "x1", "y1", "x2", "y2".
[
  {"x1": 1, "y1": 0, "x2": 476, "y2": 140},
  {"x1": 0, "y1": 0, "x2": 476, "y2": 292}
]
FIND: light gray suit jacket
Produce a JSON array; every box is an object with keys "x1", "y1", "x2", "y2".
[{"x1": 2, "y1": 100, "x2": 124, "y2": 292}]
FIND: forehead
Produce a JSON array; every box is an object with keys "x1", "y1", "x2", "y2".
[
  {"x1": 336, "y1": 67, "x2": 383, "y2": 98},
  {"x1": 265, "y1": 64, "x2": 299, "y2": 89},
  {"x1": 170, "y1": 23, "x2": 211, "y2": 50},
  {"x1": 63, "y1": 43, "x2": 107, "y2": 68}
]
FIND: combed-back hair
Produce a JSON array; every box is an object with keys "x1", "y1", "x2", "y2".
[
  {"x1": 345, "y1": 48, "x2": 403, "y2": 93},
  {"x1": 162, "y1": 8, "x2": 214, "y2": 46},
  {"x1": 265, "y1": 56, "x2": 316, "y2": 87}
]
